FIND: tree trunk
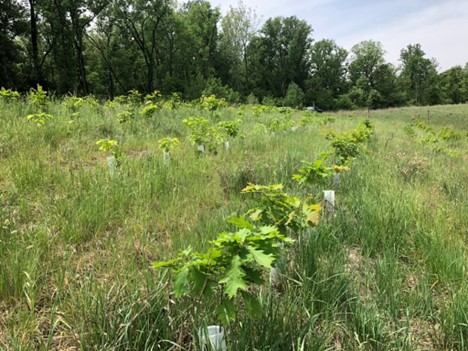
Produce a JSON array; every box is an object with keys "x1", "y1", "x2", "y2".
[
  {"x1": 69, "y1": 3, "x2": 89, "y2": 95},
  {"x1": 147, "y1": 58, "x2": 155, "y2": 93},
  {"x1": 29, "y1": 0, "x2": 42, "y2": 85},
  {"x1": 108, "y1": 70, "x2": 114, "y2": 99},
  {"x1": 75, "y1": 35, "x2": 89, "y2": 95}
]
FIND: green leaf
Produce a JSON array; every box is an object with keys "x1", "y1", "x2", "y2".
[
  {"x1": 216, "y1": 299, "x2": 236, "y2": 324},
  {"x1": 283, "y1": 237, "x2": 296, "y2": 244},
  {"x1": 151, "y1": 258, "x2": 180, "y2": 269},
  {"x1": 259, "y1": 226, "x2": 279, "y2": 235},
  {"x1": 304, "y1": 204, "x2": 321, "y2": 226},
  {"x1": 249, "y1": 209, "x2": 263, "y2": 221},
  {"x1": 235, "y1": 228, "x2": 250, "y2": 243},
  {"x1": 174, "y1": 266, "x2": 190, "y2": 298},
  {"x1": 292, "y1": 174, "x2": 306, "y2": 184},
  {"x1": 226, "y1": 215, "x2": 254, "y2": 230},
  {"x1": 241, "y1": 292, "x2": 262, "y2": 318},
  {"x1": 247, "y1": 246, "x2": 274, "y2": 268},
  {"x1": 219, "y1": 255, "x2": 247, "y2": 298},
  {"x1": 191, "y1": 268, "x2": 209, "y2": 296},
  {"x1": 243, "y1": 266, "x2": 264, "y2": 284}
]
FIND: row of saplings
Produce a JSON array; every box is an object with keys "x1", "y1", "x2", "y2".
[
  {"x1": 95, "y1": 115, "x2": 343, "y2": 172},
  {"x1": 153, "y1": 120, "x2": 375, "y2": 350}
]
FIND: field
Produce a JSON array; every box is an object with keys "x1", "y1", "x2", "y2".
[{"x1": 1, "y1": 95, "x2": 468, "y2": 350}]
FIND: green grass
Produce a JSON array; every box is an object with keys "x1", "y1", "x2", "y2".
[{"x1": 0, "y1": 97, "x2": 467, "y2": 350}]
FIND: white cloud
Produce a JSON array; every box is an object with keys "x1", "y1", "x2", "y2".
[
  {"x1": 340, "y1": 0, "x2": 468, "y2": 70},
  {"x1": 209, "y1": 0, "x2": 468, "y2": 70}
]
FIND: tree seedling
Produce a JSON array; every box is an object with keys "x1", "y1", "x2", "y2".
[
  {"x1": 26, "y1": 112, "x2": 54, "y2": 126},
  {"x1": 200, "y1": 95, "x2": 226, "y2": 113},
  {"x1": 96, "y1": 138, "x2": 121, "y2": 174},
  {"x1": 158, "y1": 137, "x2": 180, "y2": 161},
  {"x1": 28, "y1": 85, "x2": 49, "y2": 111},
  {"x1": 332, "y1": 164, "x2": 350, "y2": 188},
  {"x1": 0, "y1": 87, "x2": 20, "y2": 101},
  {"x1": 127, "y1": 89, "x2": 143, "y2": 106},
  {"x1": 218, "y1": 119, "x2": 242, "y2": 150},
  {"x1": 183, "y1": 117, "x2": 222, "y2": 154},
  {"x1": 141, "y1": 102, "x2": 159, "y2": 118},
  {"x1": 293, "y1": 159, "x2": 334, "y2": 186},
  {"x1": 329, "y1": 120, "x2": 374, "y2": 164},
  {"x1": 145, "y1": 90, "x2": 162, "y2": 104},
  {"x1": 153, "y1": 222, "x2": 293, "y2": 325},
  {"x1": 240, "y1": 183, "x2": 321, "y2": 236},
  {"x1": 117, "y1": 109, "x2": 133, "y2": 123}
]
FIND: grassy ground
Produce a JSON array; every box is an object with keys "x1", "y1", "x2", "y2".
[{"x1": 0, "y1": 97, "x2": 467, "y2": 350}]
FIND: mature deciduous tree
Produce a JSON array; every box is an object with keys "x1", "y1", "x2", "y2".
[
  {"x1": 0, "y1": 0, "x2": 27, "y2": 88},
  {"x1": 1, "y1": 1, "x2": 465, "y2": 108},
  {"x1": 113, "y1": 0, "x2": 171, "y2": 93},
  {"x1": 306, "y1": 39, "x2": 348, "y2": 109},
  {"x1": 249, "y1": 16, "x2": 312, "y2": 99},
  {"x1": 439, "y1": 65, "x2": 468, "y2": 104},
  {"x1": 347, "y1": 40, "x2": 399, "y2": 108},
  {"x1": 399, "y1": 44, "x2": 440, "y2": 105},
  {"x1": 349, "y1": 40, "x2": 385, "y2": 88},
  {"x1": 219, "y1": 1, "x2": 259, "y2": 93}
]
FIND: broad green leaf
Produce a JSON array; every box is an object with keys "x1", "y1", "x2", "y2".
[
  {"x1": 286, "y1": 196, "x2": 301, "y2": 207},
  {"x1": 180, "y1": 246, "x2": 193, "y2": 257},
  {"x1": 219, "y1": 255, "x2": 247, "y2": 298},
  {"x1": 174, "y1": 266, "x2": 190, "y2": 298},
  {"x1": 235, "y1": 228, "x2": 250, "y2": 243},
  {"x1": 243, "y1": 266, "x2": 264, "y2": 284},
  {"x1": 241, "y1": 291, "x2": 262, "y2": 318},
  {"x1": 240, "y1": 183, "x2": 257, "y2": 193},
  {"x1": 259, "y1": 226, "x2": 279, "y2": 235},
  {"x1": 226, "y1": 215, "x2": 254, "y2": 230},
  {"x1": 204, "y1": 247, "x2": 222, "y2": 261},
  {"x1": 319, "y1": 151, "x2": 333, "y2": 159},
  {"x1": 241, "y1": 183, "x2": 283, "y2": 193},
  {"x1": 292, "y1": 174, "x2": 306, "y2": 184},
  {"x1": 152, "y1": 258, "x2": 180, "y2": 269},
  {"x1": 304, "y1": 204, "x2": 321, "y2": 225},
  {"x1": 191, "y1": 268, "x2": 209, "y2": 296},
  {"x1": 247, "y1": 246, "x2": 274, "y2": 268},
  {"x1": 216, "y1": 299, "x2": 236, "y2": 324},
  {"x1": 249, "y1": 209, "x2": 263, "y2": 221}
]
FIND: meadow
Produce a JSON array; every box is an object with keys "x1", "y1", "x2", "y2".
[{"x1": 0, "y1": 91, "x2": 468, "y2": 350}]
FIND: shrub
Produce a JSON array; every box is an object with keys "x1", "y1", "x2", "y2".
[{"x1": 283, "y1": 82, "x2": 305, "y2": 108}]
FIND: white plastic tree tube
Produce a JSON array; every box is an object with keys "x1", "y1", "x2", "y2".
[
  {"x1": 199, "y1": 325, "x2": 227, "y2": 351},
  {"x1": 107, "y1": 156, "x2": 117, "y2": 175},
  {"x1": 323, "y1": 190, "x2": 335, "y2": 213},
  {"x1": 333, "y1": 173, "x2": 340, "y2": 188}
]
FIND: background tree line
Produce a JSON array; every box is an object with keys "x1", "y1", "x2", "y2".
[{"x1": 2, "y1": 0, "x2": 468, "y2": 109}]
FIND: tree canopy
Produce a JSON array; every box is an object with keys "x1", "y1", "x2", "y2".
[{"x1": 1, "y1": 0, "x2": 467, "y2": 108}]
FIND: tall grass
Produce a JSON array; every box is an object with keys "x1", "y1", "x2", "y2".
[{"x1": 0, "y1": 97, "x2": 467, "y2": 350}]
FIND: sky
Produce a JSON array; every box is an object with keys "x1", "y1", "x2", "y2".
[{"x1": 209, "y1": 0, "x2": 468, "y2": 71}]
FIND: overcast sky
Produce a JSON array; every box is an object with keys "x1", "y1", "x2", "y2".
[{"x1": 209, "y1": 0, "x2": 468, "y2": 71}]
